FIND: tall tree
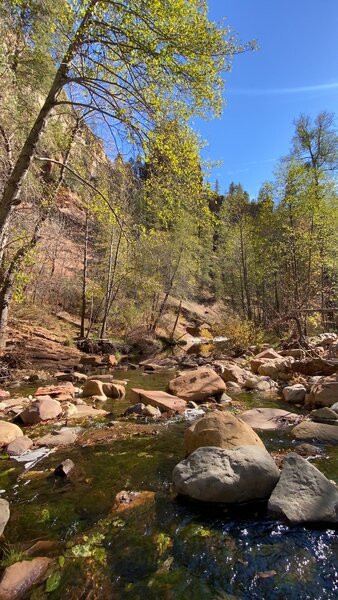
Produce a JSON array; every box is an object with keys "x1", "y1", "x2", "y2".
[{"x1": 0, "y1": 0, "x2": 253, "y2": 251}]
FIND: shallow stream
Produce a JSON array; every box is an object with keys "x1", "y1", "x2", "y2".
[{"x1": 1, "y1": 370, "x2": 338, "y2": 599}]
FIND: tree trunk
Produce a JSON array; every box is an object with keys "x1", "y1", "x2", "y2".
[
  {"x1": 150, "y1": 246, "x2": 183, "y2": 333},
  {"x1": 80, "y1": 209, "x2": 89, "y2": 339},
  {"x1": 0, "y1": 120, "x2": 80, "y2": 347},
  {"x1": 0, "y1": 1, "x2": 95, "y2": 255},
  {"x1": 239, "y1": 225, "x2": 252, "y2": 320},
  {"x1": 0, "y1": 220, "x2": 45, "y2": 348},
  {"x1": 101, "y1": 227, "x2": 123, "y2": 338}
]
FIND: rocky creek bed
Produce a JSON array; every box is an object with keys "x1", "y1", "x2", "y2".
[{"x1": 0, "y1": 367, "x2": 337, "y2": 599}]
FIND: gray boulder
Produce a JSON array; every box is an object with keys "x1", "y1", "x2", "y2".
[
  {"x1": 172, "y1": 445, "x2": 280, "y2": 503},
  {"x1": 268, "y1": 453, "x2": 338, "y2": 523}
]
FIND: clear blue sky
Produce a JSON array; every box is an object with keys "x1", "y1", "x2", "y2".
[{"x1": 194, "y1": 0, "x2": 338, "y2": 198}]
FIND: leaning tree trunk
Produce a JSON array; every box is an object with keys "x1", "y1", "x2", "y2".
[
  {"x1": 0, "y1": 120, "x2": 80, "y2": 349},
  {"x1": 0, "y1": 1, "x2": 95, "y2": 256}
]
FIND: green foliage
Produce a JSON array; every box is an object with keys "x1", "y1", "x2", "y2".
[{"x1": 45, "y1": 571, "x2": 62, "y2": 592}]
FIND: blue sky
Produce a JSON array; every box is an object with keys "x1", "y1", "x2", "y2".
[{"x1": 194, "y1": 0, "x2": 338, "y2": 198}]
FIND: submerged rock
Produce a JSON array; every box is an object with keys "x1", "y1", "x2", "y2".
[
  {"x1": 0, "y1": 498, "x2": 10, "y2": 536},
  {"x1": 0, "y1": 557, "x2": 51, "y2": 600},
  {"x1": 66, "y1": 405, "x2": 108, "y2": 419},
  {"x1": 172, "y1": 445, "x2": 280, "y2": 503},
  {"x1": 268, "y1": 453, "x2": 338, "y2": 523},
  {"x1": 168, "y1": 367, "x2": 226, "y2": 402},
  {"x1": 184, "y1": 411, "x2": 265, "y2": 455},
  {"x1": 112, "y1": 490, "x2": 155, "y2": 513},
  {"x1": 0, "y1": 421, "x2": 23, "y2": 446}
]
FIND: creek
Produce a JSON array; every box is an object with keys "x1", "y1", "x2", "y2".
[{"x1": 1, "y1": 369, "x2": 338, "y2": 599}]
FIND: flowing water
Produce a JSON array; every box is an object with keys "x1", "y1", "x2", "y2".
[{"x1": 1, "y1": 370, "x2": 338, "y2": 599}]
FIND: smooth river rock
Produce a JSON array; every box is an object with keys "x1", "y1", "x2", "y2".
[
  {"x1": 0, "y1": 421, "x2": 23, "y2": 446},
  {"x1": 240, "y1": 408, "x2": 300, "y2": 431},
  {"x1": 291, "y1": 420, "x2": 338, "y2": 444},
  {"x1": 173, "y1": 445, "x2": 280, "y2": 503},
  {"x1": 6, "y1": 436, "x2": 33, "y2": 456},
  {"x1": 130, "y1": 389, "x2": 187, "y2": 413},
  {"x1": 0, "y1": 557, "x2": 51, "y2": 600},
  {"x1": 168, "y1": 367, "x2": 226, "y2": 402},
  {"x1": 184, "y1": 410, "x2": 265, "y2": 455},
  {"x1": 82, "y1": 379, "x2": 107, "y2": 398},
  {"x1": 268, "y1": 453, "x2": 338, "y2": 523},
  {"x1": 19, "y1": 397, "x2": 62, "y2": 424}
]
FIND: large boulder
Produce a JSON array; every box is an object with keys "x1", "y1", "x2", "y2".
[
  {"x1": 268, "y1": 453, "x2": 338, "y2": 523},
  {"x1": 240, "y1": 408, "x2": 301, "y2": 431},
  {"x1": 282, "y1": 384, "x2": 307, "y2": 404},
  {"x1": 291, "y1": 420, "x2": 338, "y2": 444},
  {"x1": 172, "y1": 445, "x2": 280, "y2": 503},
  {"x1": 168, "y1": 367, "x2": 226, "y2": 402},
  {"x1": 305, "y1": 375, "x2": 338, "y2": 408},
  {"x1": 19, "y1": 397, "x2": 62, "y2": 424},
  {"x1": 0, "y1": 499, "x2": 10, "y2": 536},
  {"x1": 289, "y1": 358, "x2": 337, "y2": 377},
  {"x1": 0, "y1": 557, "x2": 51, "y2": 600},
  {"x1": 184, "y1": 411, "x2": 265, "y2": 455},
  {"x1": 0, "y1": 421, "x2": 23, "y2": 446}
]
